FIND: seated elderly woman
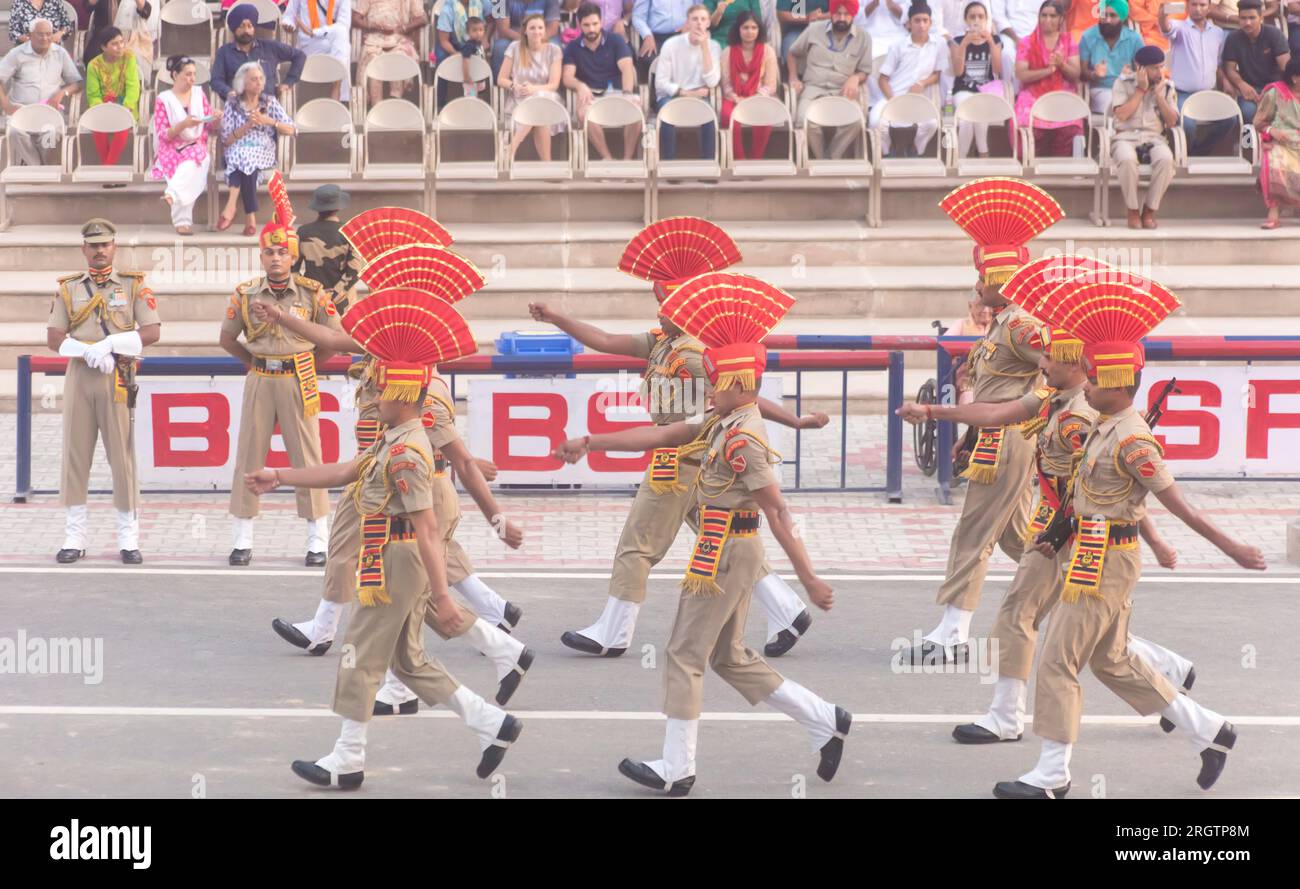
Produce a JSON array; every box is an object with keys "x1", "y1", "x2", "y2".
[{"x1": 219, "y1": 61, "x2": 295, "y2": 235}]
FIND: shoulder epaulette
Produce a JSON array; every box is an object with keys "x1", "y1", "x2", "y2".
[{"x1": 294, "y1": 273, "x2": 324, "y2": 291}]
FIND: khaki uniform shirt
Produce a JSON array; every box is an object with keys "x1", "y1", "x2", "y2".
[
  {"x1": 629, "y1": 328, "x2": 711, "y2": 424},
  {"x1": 690, "y1": 403, "x2": 779, "y2": 510},
  {"x1": 1072, "y1": 404, "x2": 1175, "y2": 524},
  {"x1": 352, "y1": 416, "x2": 436, "y2": 518},
  {"x1": 1017, "y1": 384, "x2": 1097, "y2": 479},
  {"x1": 968, "y1": 303, "x2": 1047, "y2": 403},
  {"x1": 1111, "y1": 74, "x2": 1177, "y2": 144},
  {"x1": 48, "y1": 270, "x2": 160, "y2": 340},
  {"x1": 219, "y1": 273, "x2": 341, "y2": 357}
]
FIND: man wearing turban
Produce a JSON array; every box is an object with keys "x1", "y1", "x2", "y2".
[
  {"x1": 211, "y1": 3, "x2": 307, "y2": 104},
  {"x1": 1078, "y1": 0, "x2": 1143, "y2": 113}
]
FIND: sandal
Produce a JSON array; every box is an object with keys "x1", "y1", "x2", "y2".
[
  {"x1": 242, "y1": 223, "x2": 257, "y2": 236},
  {"x1": 175, "y1": 225, "x2": 193, "y2": 236},
  {"x1": 216, "y1": 214, "x2": 234, "y2": 232},
  {"x1": 1260, "y1": 218, "x2": 1281, "y2": 230}
]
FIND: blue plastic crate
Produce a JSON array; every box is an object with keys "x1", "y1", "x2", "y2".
[{"x1": 496, "y1": 331, "x2": 583, "y2": 378}]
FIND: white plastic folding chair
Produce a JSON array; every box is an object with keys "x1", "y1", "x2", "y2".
[
  {"x1": 582, "y1": 94, "x2": 649, "y2": 178},
  {"x1": 1022, "y1": 90, "x2": 1108, "y2": 224},
  {"x1": 431, "y1": 95, "x2": 500, "y2": 215},
  {"x1": 873, "y1": 93, "x2": 946, "y2": 177},
  {"x1": 59, "y1": 0, "x2": 85, "y2": 58},
  {"x1": 800, "y1": 95, "x2": 877, "y2": 224},
  {"x1": 653, "y1": 96, "x2": 721, "y2": 178},
  {"x1": 71, "y1": 103, "x2": 139, "y2": 184},
  {"x1": 434, "y1": 53, "x2": 496, "y2": 119},
  {"x1": 506, "y1": 95, "x2": 573, "y2": 180},
  {"x1": 1, "y1": 104, "x2": 70, "y2": 183},
  {"x1": 359, "y1": 52, "x2": 428, "y2": 126},
  {"x1": 943, "y1": 91, "x2": 1022, "y2": 177},
  {"x1": 248, "y1": 0, "x2": 281, "y2": 35},
  {"x1": 363, "y1": 98, "x2": 428, "y2": 179},
  {"x1": 1174, "y1": 89, "x2": 1256, "y2": 176},
  {"x1": 726, "y1": 95, "x2": 796, "y2": 177},
  {"x1": 288, "y1": 98, "x2": 356, "y2": 181},
  {"x1": 291, "y1": 54, "x2": 350, "y2": 116},
  {"x1": 159, "y1": 0, "x2": 217, "y2": 62}
]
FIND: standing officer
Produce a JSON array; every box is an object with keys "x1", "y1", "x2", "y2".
[
  {"x1": 47, "y1": 219, "x2": 161, "y2": 564},
  {"x1": 219, "y1": 219, "x2": 340, "y2": 566},
  {"x1": 292, "y1": 185, "x2": 364, "y2": 314}
]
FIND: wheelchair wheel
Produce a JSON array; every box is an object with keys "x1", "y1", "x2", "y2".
[{"x1": 913, "y1": 378, "x2": 939, "y2": 477}]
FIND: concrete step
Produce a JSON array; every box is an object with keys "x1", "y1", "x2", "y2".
[
  {"x1": 2, "y1": 175, "x2": 1275, "y2": 227},
  {"x1": 3, "y1": 219, "x2": 1299, "y2": 271}
]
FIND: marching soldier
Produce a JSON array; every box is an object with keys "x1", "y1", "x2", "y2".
[
  {"x1": 555, "y1": 273, "x2": 849, "y2": 796},
  {"x1": 993, "y1": 276, "x2": 1266, "y2": 799},
  {"x1": 907, "y1": 177, "x2": 1062, "y2": 664},
  {"x1": 219, "y1": 218, "x2": 338, "y2": 566},
  {"x1": 898, "y1": 257, "x2": 1196, "y2": 744},
  {"x1": 292, "y1": 185, "x2": 364, "y2": 314},
  {"x1": 47, "y1": 218, "x2": 161, "y2": 564},
  {"x1": 535, "y1": 217, "x2": 826, "y2": 661},
  {"x1": 247, "y1": 292, "x2": 522, "y2": 789}
]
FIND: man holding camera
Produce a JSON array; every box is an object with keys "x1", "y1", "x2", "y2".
[{"x1": 1111, "y1": 44, "x2": 1179, "y2": 229}]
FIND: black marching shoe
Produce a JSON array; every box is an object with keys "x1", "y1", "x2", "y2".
[
  {"x1": 476, "y1": 715, "x2": 524, "y2": 779},
  {"x1": 120, "y1": 549, "x2": 143, "y2": 565},
  {"x1": 902, "y1": 641, "x2": 970, "y2": 666},
  {"x1": 305, "y1": 551, "x2": 326, "y2": 567},
  {"x1": 560, "y1": 631, "x2": 626, "y2": 657},
  {"x1": 764, "y1": 609, "x2": 813, "y2": 658},
  {"x1": 495, "y1": 648, "x2": 535, "y2": 706},
  {"x1": 499, "y1": 601, "x2": 523, "y2": 634},
  {"x1": 993, "y1": 780, "x2": 1070, "y2": 799},
  {"x1": 372, "y1": 698, "x2": 419, "y2": 716},
  {"x1": 618, "y1": 758, "x2": 695, "y2": 796},
  {"x1": 290, "y1": 760, "x2": 364, "y2": 790},
  {"x1": 817, "y1": 706, "x2": 853, "y2": 782},
  {"x1": 953, "y1": 723, "x2": 1021, "y2": 744},
  {"x1": 1197, "y1": 721, "x2": 1237, "y2": 790},
  {"x1": 229, "y1": 548, "x2": 252, "y2": 566},
  {"x1": 271, "y1": 618, "x2": 332, "y2": 655},
  {"x1": 56, "y1": 548, "x2": 85, "y2": 564},
  {"x1": 1159, "y1": 665, "x2": 1197, "y2": 733}
]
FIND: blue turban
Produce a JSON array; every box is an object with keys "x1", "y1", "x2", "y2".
[{"x1": 227, "y1": 4, "x2": 259, "y2": 30}]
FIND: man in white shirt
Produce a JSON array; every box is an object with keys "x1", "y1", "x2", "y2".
[
  {"x1": 0, "y1": 18, "x2": 82, "y2": 165},
  {"x1": 871, "y1": 3, "x2": 948, "y2": 154},
  {"x1": 1160, "y1": 0, "x2": 1231, "y2": 153},
  {"x1": 857, "y1": 0, "x2": 908, "y2": 105},
  {"x1": 655, "y1": 4, "x2": 722, "y2": 160},
  {"x1": 992, "y1": 0, "x2": 1043, "y2": 83},
  {"x1": 283, "y1": 0, "x2": 352, "y2": 101},
  {"x1": 789, "y1": 0, "x2": 875, "y2": 158}
]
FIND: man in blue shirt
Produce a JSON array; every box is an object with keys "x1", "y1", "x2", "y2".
[
  {"x1": 632, "y1": 0, "x2": 692, "y2": 84},
  {"x1": 1079, "y1": 0, "x2": 1144, "y2": 114},
  {"x1": 564, "y1": 2, "x2": 643, "y2": 160},
  {"x1": 211, "y1": 4, "x2": 307, "y2": 105}
]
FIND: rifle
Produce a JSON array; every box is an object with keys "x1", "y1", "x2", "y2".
[{"x1": 1035, "y1": 377, "x2": 1180, "y2": 553}]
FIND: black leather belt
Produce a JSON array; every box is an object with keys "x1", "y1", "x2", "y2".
[
  {"x1": 388, "y1": 517, "x2": 415, "y2": 539},
  {"x1": 724, "y1": 509, "x2": 761, "y2": 533},
  {"x1": 1108, "y1": 522, "x2": 1139, "y2": 545}
]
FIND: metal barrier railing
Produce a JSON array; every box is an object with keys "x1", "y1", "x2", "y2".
[{"x1": 14, "y1": 350, "x2": 906, "y2": 501}]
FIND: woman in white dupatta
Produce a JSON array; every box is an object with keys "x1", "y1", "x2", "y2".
[{"x1": 150, "y1": 55, "x2": 215, "y2": 235}]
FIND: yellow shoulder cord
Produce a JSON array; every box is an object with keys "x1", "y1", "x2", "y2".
[
  {"x1": 1019, "y1": 387, "x2": 1056, "y2": 438},
  {"x1": 62, "y1": 280, "x2": 106, "y2": 330}
]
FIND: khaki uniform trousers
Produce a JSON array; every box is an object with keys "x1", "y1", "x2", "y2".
[
  {"x1": 331, "y1": 539, "x2": 462, "y2": 723},
  {"x1": 1032, "y1": 546, "x2": 1177, "y2": 743},
  {"x1": 1113, "y1": 140, "x2": 1175, "y2": 211},
  {"x1": 228, "y1": 371, "x2": 330, "y2": 520},
  {"x1": 935, "y1": 431, "x2": 1036, "y2": 611},
  {"x1": 663, "y1": 534, "x2": 785, "y2": 720},
  {"x1": 420, "y1": 477, "x2": 475, "y2": 642},
  {"x1": 61, "y1": 359, "x2": 137, "y2": 511},
  {"x1": 611, "y1": 460, "x2": 702, "y2": 603},
  {"x1": 990, "y1": 545, "x2": 1066, "y2": 681}
]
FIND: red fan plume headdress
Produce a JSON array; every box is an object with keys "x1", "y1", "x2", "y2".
[
  {"x1": 261, "y1": 171, "x2": 299, "y2": 260},
  {"x1": 342, "y1": 208, "x2": 454, "y2": 263},
  {"x1": 360, "y1": 244, "x2": 485, "y2": 302},
  {"x1": 1002, "y1": 254, "x2": 1124, "y2": 364},
  {"x1": 618, "y1": 217, "x2": 743, "y2": 303},
  {"x1": 341, "y1": 288, "x2": 477, "y2": 402},
  {"x1": 659, "y1": 273, "x2": 795, "y2": 391},
  {"x1": 939, "y1": 178, "x2": 1064, "y2": 286}
]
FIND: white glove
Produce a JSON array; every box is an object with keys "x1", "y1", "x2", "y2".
[
  {"x1": 105, "y1": 330, "x2": 144, "y2": 357},
  {"x1": 58, "y1": 337, "x2": 88, "y2": 359},
  {"x1": 93, "y1": 351, "x2": 117, "y2": 374},
  {"x1": 83, "y1": 338, "x2": 113, "y2": 367}
]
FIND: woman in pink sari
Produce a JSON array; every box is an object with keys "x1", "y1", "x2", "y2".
[
  {"x1": 1013, "y1": 0, "x2": 1081, "y2": 158},
  {"x1": 1255, "y1": 57, "x2": 1300, "y2": 230}
]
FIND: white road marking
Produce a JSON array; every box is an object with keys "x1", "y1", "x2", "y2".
[{"x1": 0, "y1": 706, "x2": 1297, "y2": 726}]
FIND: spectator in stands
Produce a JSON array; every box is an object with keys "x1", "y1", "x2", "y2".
[
  {"x1": 706, "y1": 0, "x2": 763, "y2": 49},
  {"x1": 212, "y1": 5, "x2": 306, "y2": 105},
  {"x1": 566, "y1": 0, "x2": 632, "y2": 35},
  {"x1": 856, "y1": 0, "x2": 907, "y2": 60},
  {"x1": 1162, "y1": 0, "x2": 1231, "y2": 153},
  {"x1": 872, "y1": 4, "x2": 949, "y2": 157},
  {"x1": 656, "y1": 4, "x2": 722, "y2": 160},
  {"x1": 85, "y1": 26, "x2": 139, "y2": 172},
  {"x1": 0, "y1": 19, "x2": 83, "y2": 165},
  {"x1": 947, "y1": 290, "x2": 992, "y2": 404},
  {"x1": 1014, "y1": 0, "x2": 1082, "y2": 157},
  {"x1": 1255, "y1": 55, "x2": 1300, "y2": 227},
  {"x1": 8, "y1": 0, "x2": 75, "y2": 48},
  {"x1": 778, "y1": 1, "x2": 830, "y2": 63},
  {"x1": 284, "y1": 0, "x2": 353, "y2": 101},
  {"x1": 501, "y1": 13, "x2": 566, "y2": 160},
  {"x1": 434, "y1": 0, "x2": 485, "y2": 105},
  {"x1": 993, "y1": 0, "x2": 1047, "y2": 82},
  {"x1": 1112, "y1": 44, "x2": 1178, "y2": 228},
  {"x1": 1289, "y1": 1, "x2": 1300, "y2": 59},
  {"x1": 721, "y1": 10, "x2": 778, "y2": 159},
  {"x1": 950, "y1": 1, "x2": 1003, "y2": 157},
  {"x1": 493, "y1": 1, "x2": 563, "y2": 76},
  {"x1": 632, "y1": 0, "x2": 692, "y2": 84},
  {"x1": 114, "y1": 0, "x2": 161, "y2": 80},
  {"x1": 77, "y1": 0, "x2": 115, "y2": 66},
  {"x1": 930, "y1": 0, "x2": 970, "y2": 40},
  {"x1": 1079, "y1": 0, "x2": 1143, "y2": 114},
  {"x1": 1222, "y1": 0, "x2": 1291, "y2": 120},
  {"x1": 564, "y1": 2, "x2": 643, "y2": 160},
  {"x1": 456, "y1": 16, "x2": 494, "y2": 98},
  {"x1": 788, "y1": 0, "x2": 873, "y2": 159},
  {"x1": 1210, "y1": 0, "x2": 1281, "y2": 28},
  {"x1": 151, "y1": 55, "x2": 215, "y2": 236},
  {"x1": 219, "y1": 62, "x2": 295, "y2": 236},
  {"x1": 1128, "y1": 0, "x2": 1179, "y2": 50},
  {"x1": 632, "y1": 1, "x2": 687, "y2": 61}
]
